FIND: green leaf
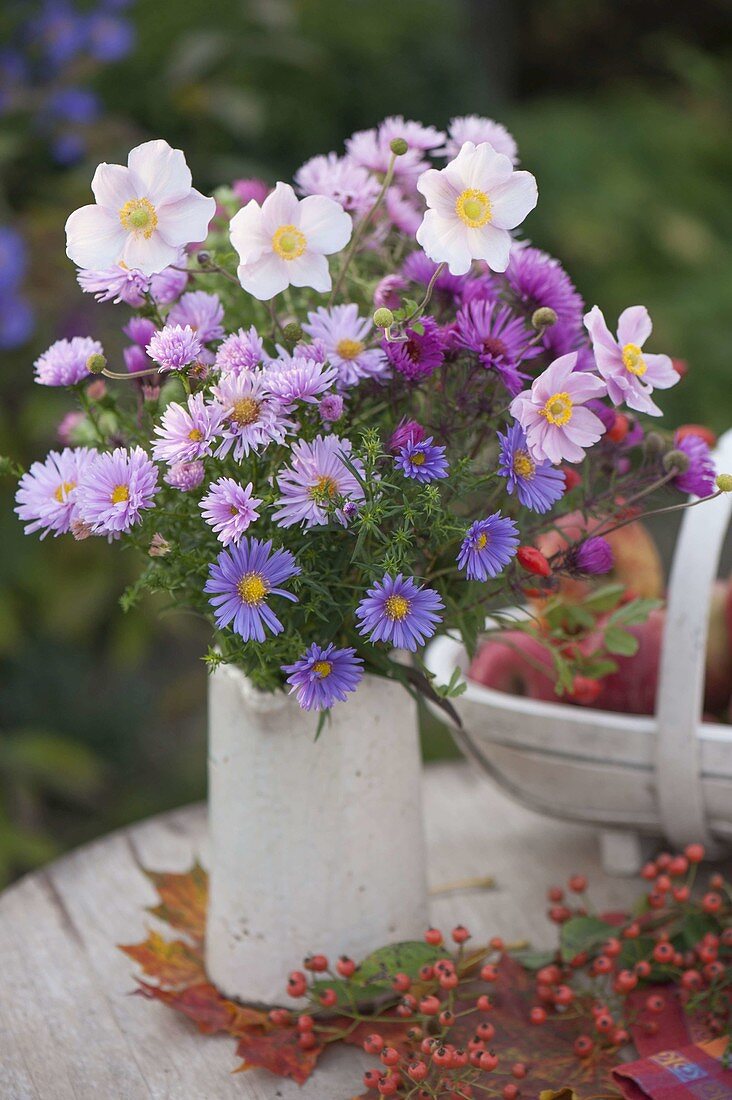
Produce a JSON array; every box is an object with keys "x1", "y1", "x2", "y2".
[
  {"x1": 608, "y1": 598, "x2": 661, "y2": 628},
  {"x1": 358, "y1": 941, "x2": 445, "y2": 983},
  {"x1": 510, "y1": 949, "x2": 556, "y2": 971},
  {"x1": 603, "y1": 627, "x2": 640, "y2": 656},
  {"x1": 560, "y1": 916, "x2": 615, "y2": 961},
  {"x1": 582, "y1": 583, "x2": 626, "y2": 612}
]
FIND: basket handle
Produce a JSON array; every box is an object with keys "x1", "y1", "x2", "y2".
[{"x1": 654, "y1": 429, "x2": 732, "y2": 856}]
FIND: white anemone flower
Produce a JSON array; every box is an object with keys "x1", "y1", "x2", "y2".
[
  {"x1": 416, "y1": 141, "x2": 538, "y2": 277},
  {"x1": 65, "y1": 139, "x2": 216, "y2": 277},
  {"x1": 229, "y1": 182, "x2": 352, "y2": 301}
]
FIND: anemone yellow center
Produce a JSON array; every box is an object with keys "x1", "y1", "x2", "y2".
[
  {"x1": 336, "y1": 338, "x2": 365, "y2": 361},
  {"x1": 384, "y1": 594, "x2": 410, "y2": 621},
  {"x1": 53, "y1": 480, "x2": 75, "y2": 503},
  {"x1": 188, "y1": 428, "x2": 203, "y2": 441},
  {"x1": 272, "y1": 224, "x2": 306, "y2": 261},
  {"x1": 313, "y1": 660, "x2": 333, "y2": 678},
  {"x1": 110, "y1": 483, "x2": 130, "y2": 504},
  {"x1": 231, "y1": 397, "x2": 261, "y2": 425},
  {"x1": 622, "y1": 343, "x2": 647, "y2": 377},
  {"x1": 308, "y1": 475, "x2": 338, "y2": 505},
  {"x1": 541, "y1": 391, "x2": 573, "y2": 426},
  {"x1": 237, "y1": 572, "x2": 267, "y2": 605},
  {"x1": 475, "y1": 532, "x2": 488, "y2": 550},
  {"x1": 513, "y1": 449, "x2": 535, "y2": 479},
  {"x1": 455, "y1": 188, "x2": 492, "y2": 228},
  {"x1": 119, "y1": 197, "x2": 158, "y2": 239}
]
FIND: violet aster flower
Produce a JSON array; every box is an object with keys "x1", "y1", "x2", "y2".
[
  {"x1": 572, "y1": 536, "x2": 614, "y2": 576},
  {"x1": 385, "y1": 186, "x2": 422, "y2": 235},
  {"x1": 294, "y1": 153, "x2": 380, "y2": 218},
  {"x1": 355, "y1": 573, "x2": 444, "y2": 651},
  {"x1": 319, "y1": 393, "x2": 344, "y2": 423},
  {"x1": 457, "y1": 513, "x2": 519, "y2": 581},
  {"x1": 303, "y1": 304, "x2": 388, "y2": 388},
  {"x1": 390, "y1": 419, "x2": 426, "y2": 451},
  {"x1": 124, "y1": 344, "x2": 151, "y2": 375},
  {"x1": 211, "y1": 372, "x2": 290, "y2": 460},
  {"x1": 283, "y1": 642, "x2": 364, "y2": 711},
  {"x1": 147, "y1": 324, "x2": 203, "y2": 372},
  {"x1": 150, "y1": 263, "x2": 189, "y2": 305},
  {"x1": 584, "y1": 305, "x2": 679, "y2": 416},
  {"x1": 509, "y1": 352, "x2": 607, "y2": 464},
  {"x1": 164, "y1": 461, "x2": 205, "y2": 491},
  {"x1": 124, "y1": 317, "x2": 157, "y2": 348},
  {"x1": 441, "y1": 115, "x2": 518, "y2": 163},
  {"x1": 385, "y1": 316, "x2": 445, "y2": 382},
  {"x1": 672, "y1": 431, "x2": 716, "y2": 497},
  {"x1": 205, "y1": 537, "x2": 300, "y2": 642},
  {"x1": 272, "y1": 434, "x2": 365, "y2": 529},
  {"x1": 506, "y1": 246, "x2": 584, "y2": 329},
  {"x1": 497, "y1": 422, "x2": 566, "y2": 513},
  {"x1": 395, "y1": 437, "x2": 449, "y2": 483},
  {"x1": 401, "y1": 252, "x2": 468, "y2": 300},
  {"x1": 453, "y1": 300, "x2": 536, "y2": 395},
  {"x1": 215, "y1": 326, "x2": 267, "y2": 375},
  {"x1": 15, "y1": 447, "x2": 96, "y2": 538},
  {"x1": 152, "y1": 393, "x2": 223, "y2": 465},
  {"x1": 168, "y1": 290, "x2": 225, "y2": 345},
  {"x1": 77, "y1": 264, "x2": 150, "y2": 305},
  {"x1": 265, "y1": 357, "x2": 338, "y2": 407},
  {"x1": 34, "y1": 336, "x2": 103, "y2": 386},
  {"x1": 200, "y1": 478, "x2": 262, "y2": 545},
  {"x1": 374, "y1": 274, "x2": 406, "y2": 310},
  {"x1": 77, "y1": 446, "x2": 158, "y2": 535}
]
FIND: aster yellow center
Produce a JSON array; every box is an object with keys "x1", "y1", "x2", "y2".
[
  {"x1": 231, "y1": 397, "x2": 261, "y2": 425},
  {"x1": 540, "y1": 391, "x2": 573, "y2": 426},
  {"x1": 622, "y1": 342, "x2": 647, "y2": 376},
  {"x1": 513, "y1": 449, "x2": 535, "y2": 479},
  {"x1": 188, "y1": 428, "x2": 203, "y2": 441},
  {"x1": 110, "y1": 483, "x2": 130, "y2": 504},
  {"x1": 475, "y1": 532, "x2": 488, "y2": 550},
  {"x1": 237, "y1": 572, "x2": 267, "y2": 605},
  {"x1": 308, "y1": 475, "x2": 338, "y2": 505},
  {"x1": 410, "y1": 452, "x2": 426, "y2": 466},
  {"x1": 119, "y1": 197, "x2": 158, "y2": 239},
  {"x1": 455, "y1": 188, "x2": 492, "y2": 228},
  {"x1": 272, "y1": 224, "x2": 306, "y2": 261},
  {"x1": 313, "y1": 660, "x2": 333, "y2": 678},
  {"x1": 384, "y1": 594, "x2": 410, "y2": 621},
  {"x1": 336, "y1": 338, "x2": 365, "y2": 361},
  {"x1": 53, "y1": 480, "x2": 76, "y2": 503}
]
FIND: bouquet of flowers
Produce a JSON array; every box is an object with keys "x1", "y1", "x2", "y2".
[{"x1": 9, "y1": 116, "x2": 728, "y2": 722}]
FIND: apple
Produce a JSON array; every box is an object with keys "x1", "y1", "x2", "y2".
[
  {"x1": 583, "y1": 609, "x2": 666, "y2": 715},
  {"x1": 704, "y1": 580, "x2": 732, "y2": 713},
  {"x1": 468, "y1": 631, "x2": 557, "y2": 702}
]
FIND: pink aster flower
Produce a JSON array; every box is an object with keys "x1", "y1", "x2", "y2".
[
  {"x1": 441, "y1": 116, "x2": 518, "y2": 163},
  {"x1": 152, "y1": 392, "x2": 223, "y2": 465},
  {"x1": 294, "y1": 152, "x2": 381, "y2": 218},
  {"x1": 272, "y1": 434, "x2": 365, "y2": 529},
  {"x1": 509, "y1": 352, "x2": 608, "y2": 465},
  {"x1": 303, "y1": 304, "x2": 388, "y2": 388},
  {"x1": 147, "y1": 324, "x2": 203, "y2": 372},
  {"x1": 15, "y1": 447, "x2": 96, "y2": 538},
  {"x1": 77, "y1": 264, "x2": 150, "y2": 305},
  {"x1": 211, "y1": 371, "x2": 290, "y2": 460},
  {"x1": 200, "y1": 478, "x2": 262, "y2": 545},
  {"x1": 77, "y1": 446, "x2": 158, "y2": 535},
  {"x1": 584, "y1": 305, "x2": 679, "y2": 416},
  {"x1": 215, "y1": 326, "x2": 267, "y2": 376},
  {"x1": 168, "y1": 290, "x2": 224, "y2": 345},
  {"x1": 232, "y1": 178, "x2": 270, "y2": 205},
  {"x1": 34, "y1": 336, "x2": 103, "y2": 386},
  {"x1": 164, "y1": 461, "x2": 205, "y2": 491},
  {"x1": 347, "y1": 117, "x2": 444, "y2": 189},
  {"x1": 264, "y1": 356, "x2": 338, "y2": 408}
]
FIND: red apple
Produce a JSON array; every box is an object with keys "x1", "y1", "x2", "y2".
[
  {"x1": 468, "y1": 631, "x2": 557, "y2": 702},
  {"x1": 585, "y1": 609, "x2": 666, "y2": 715}
]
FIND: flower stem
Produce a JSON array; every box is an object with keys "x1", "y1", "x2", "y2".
[{"x1": 329, "y1": 152, "x2": 398, "y2": 304}]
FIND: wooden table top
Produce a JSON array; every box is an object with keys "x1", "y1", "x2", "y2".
[{"x1": 0, "y1": 762, "x2": 649, "y2": 1100}]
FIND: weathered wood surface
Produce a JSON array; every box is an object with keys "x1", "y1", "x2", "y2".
[{"x1": 0, "y1": 763, "x2": 656, "y2": 1099}]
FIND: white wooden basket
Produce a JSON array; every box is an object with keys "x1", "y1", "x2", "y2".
[{"x1": 425, "y1": 429, "x2": 732, "y2": 874}]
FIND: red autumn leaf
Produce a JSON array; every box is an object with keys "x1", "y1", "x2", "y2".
[
  {"x1": 143, "y1": 860, "x2": 208, "y2": 942},
  {"x1": 120, "y1": 930, "x2": 205, "y2": 987},
  {"x1": 235, "y1": 1025, "x2": 324, "y2": 1084},
  {"x1": 136, "y1": 980, "x2": 236, "y2": 1034}
]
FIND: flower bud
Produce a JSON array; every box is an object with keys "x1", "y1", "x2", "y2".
[
  {"x1": 149, "y1": 533, "x2": 171, "y2": 557},
  {"x1": 373, "y1": 307, "x2": 394, "y2": 329},
  {"x1": 644, "y1": 431, "x2": 665, "y2": 456},
  {"x1": 663, "y1": 449, "x2": 690, "y2": 474},
  {"x1": 282, "y1": 321, "x2": 303, "y2": 344},
  {"x1": 531, "y1": 307, "x2": 557, "y2": 330},
  {"x1": 196, "y1": 250, "x2": 212, "y2": 267},
  {"x1": 86, "y1": 352, "x2": 107, "y2": 375},
  {"x1": 716, "y1": 473, "x2": 732, "y2": 493},
  {"x1": 389, "y1": 137, "x2": 408, "y2": 157}
]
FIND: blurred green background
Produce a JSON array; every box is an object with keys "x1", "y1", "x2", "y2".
[{"x1": 1, "y1": 0, "x2": 731, "y2": 884}]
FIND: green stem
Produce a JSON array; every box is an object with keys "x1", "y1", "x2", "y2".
[{"x1": 329, "y1": 152, "x2": 398, "y2": 304}]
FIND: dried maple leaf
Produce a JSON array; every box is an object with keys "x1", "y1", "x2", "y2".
[
  {"x1": 120, "y1": 930, "x2": 205, "y2": 987},
  {"x1": 143, "y1": 860, "x2": 208, "y2": 943},
  {"x1": 136, "y1": 980, "x2": 238, "y2": 1034},
  {"x1": 235, "y1": 1025, "x2": 325, "y2": 1083}
]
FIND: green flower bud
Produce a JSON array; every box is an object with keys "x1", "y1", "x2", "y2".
[
  {"x1": 644, "y1": 431, "x2": 665, "y2": 456},
  {"x1": 282, "y1": 321, "x2": 303, "y2": 344},
  {"x1": 86, "y1": 353, "x2": 107, "y2": 375},
  {"x1": 373, "y1": 307, "x2": 394, "y2": 329},
  {"x1": 663, "y1": 448, "x2": 689, "y2": 474},
  {"x1": 197, "y1": 251, "x2": 212, "y2": 267},
  {"x1": 389, "y1": 138, "x2": 408, "y2": 157},
  {"x1": 716, "y1": 473, "x2": 732, "y2": 493},
  {"x1": 531, "y1": 307, "x2": 558, "y2": 330}
]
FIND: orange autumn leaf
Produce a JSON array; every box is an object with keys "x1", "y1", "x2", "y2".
[
  {"x1": 235, "y1": 1026, "x2": 325, "y2": 1084},
  {"x1": 120, "y1": 930, "x2": 205, "y2": 987},
  {"x1": 136, "y1": 980, "x2": 238, "y2": 1034},
  {"x1": 143, "y1": 860, "x2": 208, "y2": 942}
]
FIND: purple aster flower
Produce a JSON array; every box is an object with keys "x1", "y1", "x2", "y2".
[
  {"x1": 124, "y1": 344, "x2": 151, "y2": 375},
  {"x1": 457, "y1": 514, "x2": 519, "y2": 581},
  {"x1": 506, "y1": 246, "x2": 584, "y2": 329},
  {"x1": 211, "y1": 372, "x2": 290, "y2": 460},
  {"x1": 319, "y1": 393, "x2": 344, "y2": 423},
  {"x1": 672, "y1": 431, "x2": 716, "y2": 497},
  {"x1": 303, "y1": 304, "x2": 387, "y2": 388},
  {"x1": 497, "y1": 422, "x2": 566, "y2": 513},
  {"x1": 15, "y1": 447, "x2": 96, "y2": 538},
  {"x1": 150, "y1": 263, "x2": 188, "y2": 305},
  {"x1": 34, "y1": 336, "x2": 103, "y2": 386},
  {"x1": 509, "y1": 352, "x2": 607, "y2": 464},
  {"x1": 355, "y1": 573, "x2": 444, "y2": 652},
  {"x1": 374, "y1": 274, "x2": 406, "y2": 310},
  {"x1": 441, "y1": 115, "x2": 518, "y2": 163},
  {"x1": 571, "y1": 537, "x2": 614, "y2": 576},
  {"x1": 200, "y1": 478, "x2": 262, "y2": 545},
  {"x1": 389, "y1": 419, "x2": 426, "y2": 451},
  {"x1": 380, "y1": 115, "x2": 446, "y2": 153},
  {"x1": 164, "y1": 461, "x2": 205, "y2": 492},
  {"x1": 204, "y1": 537, "x2": 300, "y2": 642},
  {"x1": 402, "y1": 252, "x2": 468, "y2": 300},
  {"x1": 395, "y1": 437, "x2": 449, "y2": 483},
  {"x1": 283, "y1": 642, "x2": 364, "y2": 711},
  {"x1": 123, "y1": 316, "x2": 157, "y2": 348},
  {"x1": 385, "y1": 186, "x2": 421, "y2": 235},
  {"x1": 453, "y1": 300, "x2": 536, "y2": 396},
  {"x1": 232, "y1": 178, "x2": 270, "y2": 205},
  {"x1": 77, "y1": 447, "x2": 158, "y2": 535},
  {"x1": 77, "y1": 264, "x2": 150, "y2": 305},
  {"x1": 152, "y1": 393, "x2": 223, "y2": 465},
  {"x1": 168, "y1": 291, "x2": 224, "y2": 345},
  {"x1": 215, "y1": 326, "x2": 267, "y2": 375},
  {"x1": 294, "y1": 153, "x2": 380, "y2": 218},
  {"x1": 584, "y1": 305, "x2": 679, "y2": 416},
  {"x1": 272, "y1": 434, "x2": 365, "y2": 529},
  {"x1": 265, "y1": 357, "x2": 338, "y2": 407},
  {"x1": 147, "y1": 324, "x2": 203, "y2": 372},
  {"x1": 385, "y1": 316, "x2": 445, "y2": 382}
]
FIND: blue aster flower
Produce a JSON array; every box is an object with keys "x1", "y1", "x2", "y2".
[
  {"x1": 356, "y1": 573, "x2": 443, "y2": 652},
  {"x1": 394, "y1": 437, "x2": 449, "y2": 483},
  {"x1": 457, "y1": 513, "x2": 519, "y2": 581},
  {"x1": 497, "y1": 422, "x2": 566, "y2": 514},
  {"x1": 282, "y1": 643, "x2": 363, "y2": 711},
  {"x1": 205, "y1": 537, "x2": 300, "y2": 642}
]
